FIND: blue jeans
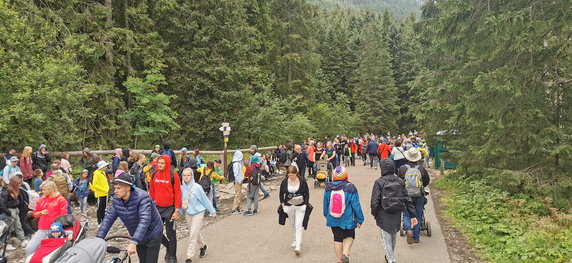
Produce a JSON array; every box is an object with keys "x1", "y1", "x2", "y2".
[
  {"x1": 79, "y1": 196, "x2": 88, "y2": 214},
  {"x1": 211, "y1": 185, "x2": 217, "y2": 209},
  {"x1": 67, "y1": 199, "x2": 72, "y2": 214},
  {"x1": 403, "y1": 196, "x2": 425, "y2": 240},
  {"x1": 259, "y1": 183, "x2": 269, "y2": 196}
]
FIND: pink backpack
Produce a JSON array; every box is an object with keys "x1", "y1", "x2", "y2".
[{"x1": 329, "y1": 186, "x2": 349, "y2": 218}]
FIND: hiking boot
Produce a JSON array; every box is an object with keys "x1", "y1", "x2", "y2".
[
  {"x1": 244, "y1": 210, "x2": 253, "y2": 216},
  {"x1": 414, "y1": 239, "x2": 420, "y2": 243},
  {"x1": 165, "y1": 253, "x2": 177, "y2": 263},
  {"x1": 341, "y1": 255, "x2": 350, "y2": 263},
  {"x1": 406, "y1": 230, "x2": 414, "y2": 245},
  {"x1": 199, "y1": 245, "x2": 208, "y2": 258}
]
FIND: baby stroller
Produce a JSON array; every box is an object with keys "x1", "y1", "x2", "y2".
[
  {"x1": 26, "y1": 214, "x2": 88, "y2": 263},
  {"x1": 314, "y1": 159, "x2": 333, "y2": 188},
  {"x1": 399, "y1": 192, "x2": 432, "y2": 238},
  {"x1": 0, "y1": 217, "x2": 15, "y2": 263}
]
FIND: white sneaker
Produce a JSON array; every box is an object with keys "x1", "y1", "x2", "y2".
[
  {"x1": 5, "y1": 244, "x2": 16, "y2": 251},
  {"x1": 21, "y1": 239, "x2": 29, "y2": 248},
  {"x1": 291, "y1": 241, "x2": 296, "y2": 248}
]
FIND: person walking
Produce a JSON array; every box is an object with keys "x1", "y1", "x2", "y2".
[
  {"x1": 367, "y1": 139, "x2": 380, "y2": 169},
  {"x1": 231, "y1": 151, "x2": 245, "y2": 214},
  {"x1": 323, "y1": 166, "x2": 364, "y2": 263},
  {"x1": 292, "y1": 145, "x2": 308, "y2": 179},
  {"x1": 91, "y1": 161, "x2": 110, "y2": 224},
  {"x1": 279, "y1": 165, "x2": 309, "y2": 255},
  {"x1": 322, "y1": 141, "x2": 337, "y2": 169},
  {"x1": 349, "y1": 139, "x2": 358, "y2": 166},
  {"x1": 371, "y1": 159, "x2": 418, "y2": 263},
  {"x1": 25, "y1": 181, "x2": 68, "y2": 256},
  {"x1": 307, "y1": 140, "x2": 316, "y2": 178},
  {"x1": 398, "y1": 148, "x2": 430, "y2": 244},
  {"x1": 179, "y1": 168, "x2": 217, "y2": 263},
  {"x1": 97, "y1": 172, "x2": 163, "y2": 263},
  {"x1": 360, "y1": 138, "x2": 369, "y2": 166},
  {"x1": 391, "y1": 140, "x2": 407, "y2": 175},
  {"x1": 149, "y1": 155, "x2": 182, "y2": 263},
  {"x1": 196, "y1": 161, "x2": 223, "y2": 212}
]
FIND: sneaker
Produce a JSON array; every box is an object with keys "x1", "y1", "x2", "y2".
[
  {"x1": 262, "y1": 193, "x2": 269, "y2": 200},
  {"x1": 231, "y1": 210, "x2": 242, "y2": 215},
  {"x1": 252, "y1": 209, "x2": 258, "y2": 215},
  {"x1": 199, "y1": 245, "x2": 208, "y2": 258},
  {"x1": 291, "y1": 241, "x2": 296, "y2": 248},
  {"x1": 414, "y1": 239, "x2": 420, "y2": 243},
  {"x1": 341, "y1": 255, "x2": 350, "y2": 263},
  {"x1": 185, "y1": 259, "x2": 192, "y2": 263},
  {"x1": 5, "y1": 244, "x2": 16, "y2": 251},
  {"x1": 294, "y1": 248, "x2": 300, "y2": 256},
  {"x1": 244, "y1": 210, "x2": 253, "y2": 216},
  {"x1": 21, "y1": 239, "x2": 30, "y2": 248},
  {"x1": 406, "y1": 230, "x2": 414, "y2": 245}
]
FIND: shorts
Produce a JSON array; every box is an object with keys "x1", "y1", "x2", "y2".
[{"x1": 331, "y1": 227, "x2": 355, "y2": 242}]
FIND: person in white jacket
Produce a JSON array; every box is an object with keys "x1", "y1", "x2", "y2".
[{"x1": 231, "y1": 151, "x2": 245, "y2": 214}]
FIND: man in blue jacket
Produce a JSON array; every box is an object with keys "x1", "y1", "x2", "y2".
[{"x1": 97, "y1": 172, "x2": 163, "y2": 263}]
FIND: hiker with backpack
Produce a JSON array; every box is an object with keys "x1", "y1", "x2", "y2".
[
  {"x1": 196, "y1": 161, "x2": 223, "y2": 212},
  {"x1": 149, "y1": 155, "x2": 182, "y2": 263},
  {"x1": 371, "y1": 158, "x2": 418, "y2": 263},
  {"x1": 179, "y1": 168, "x2": 217, "y2": 263},
  {"x1": 398, "y1": 148, "x2": 430, "y2": 244},
  {"x1": 279, "y1": 165, "x2": 310, "y2": 256},
  {"x1": 2, "y1": 156, "x2": 21, "y2": 185},
  {"x1": 323, "y1": 166, "x2": 364, "y2": 263},
  {"x1": 244, "y1": 155, "x2": 262, "y2": 216},
  {"x1": 391, "y1": 140, "x2": 407, "y2": 174},
  {"x1": 48, "y1": 168, "x2": 73, "y2": 214},
  {"x1": 230, "y1": 151, "x2": 245, "y2": 214},
  {"x1": 178, "y1": 147, "x2": 191, "y2": 170}
]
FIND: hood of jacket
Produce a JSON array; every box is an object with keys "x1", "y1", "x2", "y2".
[
  {"x1": 38, "y1": 144, "x2": 47, "y2": 151},
  {"x1": 157, "y1": 154, "x2": 172, "y2": 173},
  {"x1": 122, "y1": 148, "x2": 130, "y2": 159},
  {"x1": 232, "y1": 151, "x2": 243, "y2": 162},
  {"x1": 327, "y1": 180, "x2": 349, "y2": 191},
  {"x1": 182, "y1": 175, "x2": 196, "y2": 188},
  {"x1": 380, "y1": 158, "x2": 395, "y2": 177}
]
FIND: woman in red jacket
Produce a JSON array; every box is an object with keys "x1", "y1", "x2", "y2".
[{"x1": 25, "y1": 181, "x2": 68, "y2": 256}]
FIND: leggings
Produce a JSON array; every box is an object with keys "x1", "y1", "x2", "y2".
[{"x1": 97, "y1": 196, "x2": 107, "y2": 224}]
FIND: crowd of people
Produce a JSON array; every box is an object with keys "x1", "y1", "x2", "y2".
[{"x1": 0, "y1": 131, "x2": 430, "y2": 263}]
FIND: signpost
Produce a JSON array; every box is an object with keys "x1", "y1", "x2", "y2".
[{"x1": 220, "y1": 122, "x2": 231, "y2": 179}]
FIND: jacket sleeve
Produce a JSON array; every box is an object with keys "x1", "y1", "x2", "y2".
[
  {"x1": 302, "y1": 179, "x2": 310, "y2": 204},
  {"x1": 279, "y1": 179, "x2": 287, "y2": 204},
  {"x1": 173, "y1": 172, "x2": 182, "y2": 209},
  {"x1": 370, "y1": 180, "x2": 382, "y2": 217},
  {"x1": 92, "y1": 172, "x2": 108, "y2": 194},
  {"x1": 131, "y1": 195, "x2": 153, "y2": 244},
  {"x1": 323, "y1": 189, "x2": 330, "y2": 218},
  {"x1": 349, "y1": 187, "x2": 365, "y2": 225},
  {"x1": 96, "y1": 199, "x2": 118, "y2": 239},
  {"x1": 0, "y1": 191, "x2": 10, "y2": 215},
  {"x1": 148, "y1": 173, "x2": 155, "y2": 201},
  {"x1": 421, "y1": 167, "x2": 430, "y2": 187},
  {"x1": 197, "y1": 186, "x2": 216, "y2": 217}
]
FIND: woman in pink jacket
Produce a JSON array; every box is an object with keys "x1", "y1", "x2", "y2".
[{"x1": 20, "y1": 146, "x2": 34, "y2": 186}]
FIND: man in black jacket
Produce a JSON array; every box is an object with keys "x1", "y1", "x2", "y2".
[
  {"x1": 292, "y1": 145, "x2": 308, "y2": 179},
  {"x1": 371, "y1": 159, "x2": 417, "y2": 263}
]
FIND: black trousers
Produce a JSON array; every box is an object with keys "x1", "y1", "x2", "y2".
[
  {"x1": 137, "y1": 232, "x2": 162, "y2": 263},
  {"x1": 308, "y1": 162, "x2": 315, "y2": 177},
  {"x1": 157, "y1": 205, "x2": 177, "y2": 258},
  {"x1": 350, "y1": 154, "x2": 356, "y2": 166},
  {"x1": 97, "y1": 196, "x2": 107, "y2": 224}
]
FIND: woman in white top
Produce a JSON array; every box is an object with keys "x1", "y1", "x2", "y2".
[
  {"x1": 391, "y1": 140, "x2": 407, "y2": 174},
  {"x1": 279, "y1": 165, "x2": 310, "y2": 256}
]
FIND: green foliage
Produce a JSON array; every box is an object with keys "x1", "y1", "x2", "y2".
[
  {"x1": 309, "y1": 0, "x2": 423, "y2": 18},
  {"x1": 437, "y1": 174, "x2": 572, "y2": 263}
]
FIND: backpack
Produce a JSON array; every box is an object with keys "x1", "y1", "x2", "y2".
[
  {"x1": 50, "y1": 173, "x2": 69, "y2": 197},
  {"x1": 381, "y1": 175, "x2": 406, "y2": 213},
  {"x1": 329, "y1": 185, "x2": 349, "y2": 218},
  {"x1": 250, "y1": 166, "x2": 261, "y2": 186},
  {"x1": 404, "y1": 164, "x2": 423, "y2": 197},
  {"x1": 227, "y1": 161, "x2": 236, "y2": 182},
  {"x1": 199, "y1": 168, "x2": 213, "y2": 194}
]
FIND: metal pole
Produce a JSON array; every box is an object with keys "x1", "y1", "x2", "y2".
[{"x1": 223, "y1": 136, "x2": 228, "y2": 179}]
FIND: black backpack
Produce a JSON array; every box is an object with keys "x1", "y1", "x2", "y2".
[
  {"x1": 199, "y1": 169, "x2": 213, "y2": 194},
  {"x1": 380, "y1": 175, "x2": 406, "y2": 213},
  {"x1": 250, "y1": 166, "x2": 261, "y2": 186},
  {"x1": 227, "y1": 161, "x2": 236, "y2": 182}
]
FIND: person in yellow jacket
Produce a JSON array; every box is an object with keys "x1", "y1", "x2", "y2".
[
  {"x1": 196, "y1": 161, "x2": 224, "y2": 210},
  {"x1": 418, "y1": 144, "x2": 429, "y2": 168},
  {"x1": 90, "y1": 161, "x2": 110, "y2": 224}
]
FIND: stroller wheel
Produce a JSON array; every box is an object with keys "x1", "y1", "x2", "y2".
[{"x1": 426, "y1": 222, "x2": 432, "y2": 237}]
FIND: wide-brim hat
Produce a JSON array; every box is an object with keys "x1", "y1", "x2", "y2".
[
  {"x1": 97, "y1": 160, "x2": 109, "y2": 170},
  {"x1": 404, "y1": 148, "x2": 422, "y2": 162}
]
